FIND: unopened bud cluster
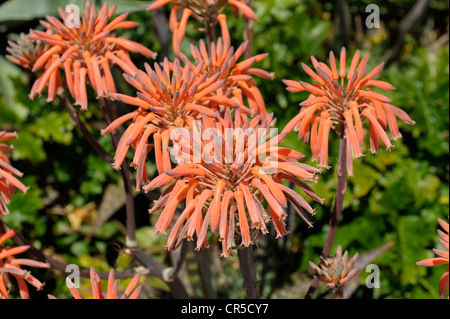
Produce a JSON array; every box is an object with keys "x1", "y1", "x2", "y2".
[{"x1": 309, "y1": 245, "x2": 359, "y2": 291}]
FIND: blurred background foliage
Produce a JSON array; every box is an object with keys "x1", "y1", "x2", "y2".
[{"x1": 0, "y1": 0, "x2": 448, "y2": 299}]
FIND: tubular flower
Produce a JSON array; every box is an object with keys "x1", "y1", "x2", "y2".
[
  {"x1": 0, "y1": 131, "x2": 29, "y2": 217},
  {"x1": 49, "y1": 267, "x2": 142, "y2": 299},
  {"x1": 147, "y1": 0, "x2": 257, "y2": 55},
  {"x1": 417, "y1": 218, "x2": 449, "y2": 299},
  {"x1": 179, "y1": 15, "x2": 274, "y2": 118},
  {"x1": 26, "y1": 1, "x2": 156, "y2": 109},
  {"x1": 283, "y1": 48, "x2": 415, "y2": 175},
  {"x1": 0, "y1": 228, "x2": 50, "y2": 299},
  {"x1": 144, "y1": 108, "x2": 323, "y2": 257},
  {"x1": 309, "y1": 245, "x2": 359, "y2": 292},
  {"x1": 101, "y1": 57, "x2": 236, "y2": 189}
]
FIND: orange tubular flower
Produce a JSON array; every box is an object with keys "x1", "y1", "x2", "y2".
[
  {"x1": 144, "y1": 108, "x2": 323, "y2": 257},
  {"x1": 49, "y1": 267, "x2": 142, "y2": 299},
  {"x1": 179, "y1": 14, "x2": 274, "y2": 118},
  {"x1": 0, "y1": 131, "x2": 29, "y2": 217},
  {"x1": 101, "y1": 57, "x2": 237, "y2": 190},
  {"x1": 283, "y1": 48, "x2": 415, "y2": 175},
  {"x1": 24, "y1": 1, "x2": 156, "y2": 109},
  {"x1": 417, "y1": 218, "x2": 449, "y2": 299},
  {"x1": 0, "y1": 228, "x2": 50, "y2": 299},
  {"x1": 147, "y1": 0, "x2": 257, "y2": 55},
  {"x1": 309, "y1": 245, "x2": 359, "y2": 292}
]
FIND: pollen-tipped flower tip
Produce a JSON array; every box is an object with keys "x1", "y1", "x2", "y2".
[
  {"x1": 50, "y1": 267, "x2": 142, "y2": 299},
  {"x1": 11, "y1": 1, "x2": 156, "y2": 109},
  {"x1": 0, "y1": 131, "x2": 29, "y2": 217},
  {"x1": 0, "y1": 228, "x2": 50, "y2": 299},
  {"x1": 309, "y1": 245, "x2": 359, "y2": 293},
  {"x1": 147, "y1": 0, "x2": 257, "y2": 55},
  {"x1": 417, "y1": 217, "x2": 449, "y2": 299},
  {"x1": 283, "y1": 48, "x2": 415, "y2": 175},
  {"x1": 144, "y1": 108, "x2": 323, "y2": 257}
]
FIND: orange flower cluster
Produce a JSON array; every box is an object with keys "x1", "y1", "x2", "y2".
[
  {"x1": 101, "y1": 57, "x2": 240, "y2": 189},
  {"x1": 0, "y1": 229, "x2": 50, "y2": 299},
  {"x1": 6, "y1": 32, "x2": 49, "y2": 70},
  {"x1": 309, "y1": 245, "x2": 359, "y2": 291},
  {"x1": 144, "y1": 109, "x2": 323, "y2": 257},
  {"x1": 147, "y1": 0, "x2": 257, "y2": 54},
  {"x1": 417, "y1": 218, "x2": 449, "y2": 299},
  {"x1": 49, "y1": 267, "x2": 142, "y2": 299},
  {"x1": 23, "y1": 1, "x2": 156, "y2": 109},
  {"x1": 283, "y1": 48, "x2": 415, "y2": 175},
  {"x1": 0, "y1": 131, "x2": 29, "y2": 217}
]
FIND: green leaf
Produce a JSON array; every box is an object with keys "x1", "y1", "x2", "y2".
[
  {"x1": 70, "y1": 240, "x2": 90, "y2": 258},
  {"x1": 94, "y1": 222, "x2": 120, "y2": 240}
]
